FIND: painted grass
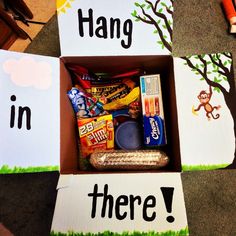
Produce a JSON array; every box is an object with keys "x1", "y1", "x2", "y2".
[
  {"x1": 51, "y1": 227, "x2": 189, "y2": 236},
  {"x1": 182, "y1": 163, "x2": 229, "y2": 171},
  {"x1": 0, "y1": 164, "x2": 59, "y2": 174}
]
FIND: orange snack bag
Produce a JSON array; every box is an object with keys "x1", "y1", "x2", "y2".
[{"x1": 78, "y1": 115, "x2": 114, "y2": 160}]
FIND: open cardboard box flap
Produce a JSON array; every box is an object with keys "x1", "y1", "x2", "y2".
[
  {"x1": 0, "y1": 49, "x2": 60, "y2": 174},
  {"x1": 51, "y1": 172, "x2": 188, "y2": 235},
  {"x1": 57, "y1": 0, "x2": 173, "y2": 57}
]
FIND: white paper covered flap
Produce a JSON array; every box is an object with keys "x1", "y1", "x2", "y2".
[
  {"x1": 51, "y1": 173, "x2": 188, "y2": 235},
  {"x1": 57, "y1": 174, "x2": 74, "y2": 189},
  {"x1": 57, "y1": 0, "x2": 173, "y2": 56},
  {"x1": 0, "y1": 50, "x2": 60, "y2": 174},
  {"x1": 174, "y1": 52, "x2": 236, "y2": 171}
]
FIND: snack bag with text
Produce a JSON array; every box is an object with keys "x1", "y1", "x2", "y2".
[{"x1": 78, "y1": 114, "x2": 114, "y2": 170}]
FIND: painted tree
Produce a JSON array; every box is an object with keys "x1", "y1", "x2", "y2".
[
  {"x1": 131, "y1": 0, "x2": 173, "y2": 52},
  {"x1": 132, "y1": 0, "x2": 236, "y2": 168},
  {"x1": 182, "y1": 53, "x2": 236, "y2": 168}
]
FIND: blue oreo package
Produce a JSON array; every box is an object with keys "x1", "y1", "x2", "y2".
[{"x1": 143, "y1": 115, "x2": 166, "y2": 146}]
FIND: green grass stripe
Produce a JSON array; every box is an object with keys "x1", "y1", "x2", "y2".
[
  {"x1": 0, "y1": 164, "x2": 59, "y2": 174},
  {"x1": 182, "y1": 163, "x2": 229, "y2": 171},
  {"x1": 51, "y1": 227, "x2": 189, "y2": 236}
]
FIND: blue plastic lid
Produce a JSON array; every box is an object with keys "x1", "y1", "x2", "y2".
[{"x1": 115, "y1": 121, "x2": 142, "y2": 150}]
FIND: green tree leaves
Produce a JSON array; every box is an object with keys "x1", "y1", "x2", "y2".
[
  {"x1": 131, "y1": 10, "x2": 137, "y2": 17},
  {"x1": 182, "y1": 53, "x2": 232, "y2": 94},
  {"x1": 131, "y1": 0, "x2": 173, "y2": 52}
]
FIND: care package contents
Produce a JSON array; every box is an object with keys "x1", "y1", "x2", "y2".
[{"x1": 66, "y1": 64, "x2": 169, "y2": 171}]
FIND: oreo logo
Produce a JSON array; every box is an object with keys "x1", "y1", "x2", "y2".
[
  {"x1": 143, "y1": 115, "x2": 165, "y2": 146},
  {"x1": 149, "y1": 118, "x2": 160, "y2": 140}
]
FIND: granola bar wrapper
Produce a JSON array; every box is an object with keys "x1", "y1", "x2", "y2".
[{"x1": 90, "y1": 149, "x2": 169, "y2": 171}]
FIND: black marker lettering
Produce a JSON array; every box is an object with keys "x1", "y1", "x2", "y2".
[
  {"x1": 10, "y1": 95, "x2": 16, "y2": 128},
  {"x1": 18, "y1": 106, "x2": 31, "y2": 130},
  {"x1": 115, "y1": 195, "x2": 128, "y2": 220},
  {"x1": 122, "y1": 19, "x2": 133, "y2": 49},
  {"x1": 101, "y1": 184, "x2": 114, "y2": 218},
  {"x1": 78, "y1": 8, "x2": 93, "y2": 37},
  {"x1": 77, "y1": 9, "x2": 133, "y2": 49},
  {"x1": 88, "y1": 184, "x2": 104, "y2": 218},
  {"x1": 110, "y1": 18, "x2": 121, "y2": 38},
  {"x1": 87, "y1": 185, "x2": 170, "y2": 222},
  {"x1": 143, "y1": 195, "x2": 156, "y2": 222},
  {"x1": 130, "y1": 195, "x2": 142, "y2": 220},
  {"x1": 10, "y1": 95, "x2": 31, "y2": 130},
  {"x1": 95, "y1": 16, "x2": 108, "y2": 38}
]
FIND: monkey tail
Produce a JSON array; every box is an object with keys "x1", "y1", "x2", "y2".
[{"x1": 211, "y1": 113, "x2": 220, "y2": 119}]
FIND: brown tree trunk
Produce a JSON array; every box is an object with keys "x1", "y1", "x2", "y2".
[{"x1": 224, "y1": 90, "x2": 236, "y2": 168}]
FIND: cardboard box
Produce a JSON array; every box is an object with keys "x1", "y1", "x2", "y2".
[
  {"x1": 59, "y1": 55, "x2": 181, "y2": 174},
  {"x1": 55, "y1": 53, "x2": 235, "y2": 235},
  {"x1": 1, "y1": 0, "x2": 236, "y2": 235}
]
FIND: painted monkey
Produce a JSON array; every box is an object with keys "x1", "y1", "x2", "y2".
[{"x1": 194, "y1": 86, "x2": 221, "y2": 120}]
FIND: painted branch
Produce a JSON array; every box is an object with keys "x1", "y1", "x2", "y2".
[
  {"x1": 136, "y1": 15, "x2": 152, "y2": 24},
  {"x1": 166, "y1": 7, "x2": 173, "y2": 15},
  {"x1": 138, "y1": 4, "x2": 172, "y2": 52},
  {"x1": 182, "y1": 56, "x2": 207, "y2": 79},
  {"x1": 223, "y1": 52, "x2": 232, "y2": 59},
  {"x1": 209, "y1": 54, "x2": 232, "y2": 83},
  {"x1": 198, "y1": 55, "x2": 208, "y2": 77},
  {"x1": 228, "y1": 64, "x2": 236, "y2": 94},
  {"x1": 145, "y1": 0, "x2": 172, "y2": 40},
  {"x1": 182, "y1": 56, "x2": 228, "y2": 94}
]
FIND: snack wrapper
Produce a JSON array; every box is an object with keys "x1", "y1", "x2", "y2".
[
  {"x1": 90, "y1": 150, "x2": 169, "y2": 170},
  {"x1": 103, "y1": 86, "x2": 140, "y2": 111},
  {"x1": 78, "y1": 115, "x2": 114, "y2": 169},
  {"x1": 140, "y1": 74, "x2": 167, "y2": 146},
  {"x1": 67, "y1": 87, "x2": 104, "y2": 118}
]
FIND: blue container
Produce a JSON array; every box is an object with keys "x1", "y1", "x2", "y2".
[{"x1": 115, "y1": 121, "x2": 142, "y2": 150}]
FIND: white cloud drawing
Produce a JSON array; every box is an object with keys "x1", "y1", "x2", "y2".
[{"x1": 3, "y1": 57, "x2": 52, "y2": 90}]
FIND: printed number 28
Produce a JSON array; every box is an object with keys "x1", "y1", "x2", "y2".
[{"x1": 80, "y1": 123, "x2": 94, "y2": 135}]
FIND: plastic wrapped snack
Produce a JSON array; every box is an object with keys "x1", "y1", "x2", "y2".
[
  {"x1": 90, "y1": 150, "x2": 169, "y2": 170},
  {"x1": 67, "y1": 87, "x2": 104, "y2": 118}
]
